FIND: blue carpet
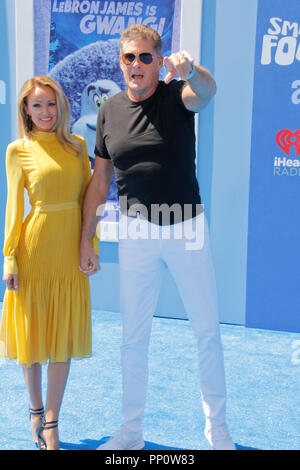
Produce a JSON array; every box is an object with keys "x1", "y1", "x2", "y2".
[{"x1": 0, "y1": 306, "x2": 299, "y2": 450}]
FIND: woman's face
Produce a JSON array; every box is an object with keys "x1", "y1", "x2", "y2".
[{"x1": 25, "y1": 85, "x2": 58, "y2": 132}]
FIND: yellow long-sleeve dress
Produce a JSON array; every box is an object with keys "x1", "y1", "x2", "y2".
[{"x1": 0, "y1": 131, "x2": 99, "y2": 367}]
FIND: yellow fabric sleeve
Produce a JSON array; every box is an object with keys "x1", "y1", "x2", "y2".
[
  {"x1": 3, "y1": 143, "x2": 25, "y2": 275},
  {"x1": 77, "y1": 136, "x2": 100, "y2": 256}
]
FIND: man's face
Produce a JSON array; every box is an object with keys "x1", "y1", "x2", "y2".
[{"x1": 120, "y1": 38, "x2": 163, "y2": 102}]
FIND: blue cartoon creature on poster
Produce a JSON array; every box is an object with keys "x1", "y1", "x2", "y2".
[
  {"x1": 48, "y1": 0, "x2": 178, "y2": 204},
  {"x1": 72, "y1": 78, "x2": 121, "y2": 168},
  {"x1": 50, "y1": 38, "x2": 125, "y2": 201}
]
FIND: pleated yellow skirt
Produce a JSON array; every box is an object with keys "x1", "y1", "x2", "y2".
[{"x1": 0, "y1": 206, "x2": 92, "y2": 368}]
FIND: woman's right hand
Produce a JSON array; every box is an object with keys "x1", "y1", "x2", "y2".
[{"x1": 3, "y1": 273, "x2": 19, "y2": 290}]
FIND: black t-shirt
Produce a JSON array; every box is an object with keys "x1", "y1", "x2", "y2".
[{"x1": 95, "y1": 80, "x2": 201, "y2": 225}]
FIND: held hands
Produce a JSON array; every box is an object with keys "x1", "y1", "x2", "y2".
[
  {"x1": 164, "y1": 51, "x2": 195, "y2": 84},
  {"x1": 79, "y1": 240, "x2": 101, "y2": 276},
  {"x1": 3, "y1": 273, "x2": 18, "y2": 290}
]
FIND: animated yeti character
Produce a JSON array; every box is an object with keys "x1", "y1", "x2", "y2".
[
  {"x1": 72, "y1": 79, "x2": 121, "y2": 168},
  {"x1": 50, "y1": 38, "x2": 125, "y2": 201}
]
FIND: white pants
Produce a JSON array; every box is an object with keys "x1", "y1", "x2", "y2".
[{"x1": 118, "y1": 213, "x2": 227, "y2": 433}]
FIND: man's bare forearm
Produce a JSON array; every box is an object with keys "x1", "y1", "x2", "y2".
[
  {"x1": 81, "y1": 182, "x2": 106, "y2": 242},
  {"x1": 81, "y1": 157, "x2": 114, "y2": 245}
]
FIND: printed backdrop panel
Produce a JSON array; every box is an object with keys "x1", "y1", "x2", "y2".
[
  {"x1": 35, "y1": 0, "x2": 180, "y2": 235},
  {"x1": 48, "y1": 0, "x2": 177, "y2": 175},
  {"x1": 246, "y1": 0, "x2": 300, "y2": 332}
]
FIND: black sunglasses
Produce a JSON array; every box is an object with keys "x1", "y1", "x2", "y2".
[{"x1": 122, "y1": 52, "x2": 154, "y2": 65}]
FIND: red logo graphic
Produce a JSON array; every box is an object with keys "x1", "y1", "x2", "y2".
[{"x1": 276, "y1": 129, "x2": 300, "y2": 156}]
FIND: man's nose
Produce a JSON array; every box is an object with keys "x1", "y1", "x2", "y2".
[{"x1": 132, "y1": 56, "x2": 142, "y2": 66}]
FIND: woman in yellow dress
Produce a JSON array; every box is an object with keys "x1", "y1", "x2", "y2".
[{"x1": 0, "y1": 76, "x2": 99, "y2": 450}]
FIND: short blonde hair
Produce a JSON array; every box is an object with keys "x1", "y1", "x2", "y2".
[
  {"x1": 120, "y1": 24, "x2": 162, "y2": 56},
  {"x1": 18, "y1": 75, "x2": 82, "y2": 155}
]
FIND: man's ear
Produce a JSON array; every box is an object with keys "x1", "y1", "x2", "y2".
[{"x1": 119, "y1": 55, "x2": 126, "y2": 73}]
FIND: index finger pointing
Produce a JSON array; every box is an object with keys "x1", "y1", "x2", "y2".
[{"x1": 163, "y1": 57, "x2": 176, "y2": 84}]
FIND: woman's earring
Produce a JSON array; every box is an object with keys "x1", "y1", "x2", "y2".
[{"x1": 26, "y1": 114, "x2": 33, "y2": 132}]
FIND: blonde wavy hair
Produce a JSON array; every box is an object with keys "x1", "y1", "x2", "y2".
[{"x1": 18, "y1": 75, "x2": 82, "y2": 155}]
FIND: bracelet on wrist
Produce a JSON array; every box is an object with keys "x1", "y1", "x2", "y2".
[{"x1": 186, "y1": 63, "x2": 196, "y2": 81}]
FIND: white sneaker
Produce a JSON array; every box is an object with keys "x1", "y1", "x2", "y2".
[
  {"x1": 205, "y1": 424, "x2": 236, "y2": 450},
  {"x1": 97, "y1": 427, "x2": 145, "y2": 450}
]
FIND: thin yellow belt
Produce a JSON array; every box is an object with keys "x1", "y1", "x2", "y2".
[{"x1": 33, "y1": 201, "x2": 80, "y2": 213}]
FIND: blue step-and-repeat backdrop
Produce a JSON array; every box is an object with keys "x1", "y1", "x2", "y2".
[
  {"x1": 0, "y1": 0, "x2": 299, "y2": 333},
  {"x1": 246, "y1": 0, "x2": 300, "y2": 332}
]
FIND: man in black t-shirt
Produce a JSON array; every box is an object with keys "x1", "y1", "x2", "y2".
[{"x1": 80, "y1": 25, "x2": 236, "y2": 451}]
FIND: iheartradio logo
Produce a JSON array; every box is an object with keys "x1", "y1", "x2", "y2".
[{"x1": 276, "y1": 129, "x2": 300, "y2": 156}]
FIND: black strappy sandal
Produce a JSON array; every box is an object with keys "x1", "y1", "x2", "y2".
[
  {"x1": 29, "y1": 407, "x2": 44, "y2": 448},
  {"x1": 36, "y1": 417, "x2": 59, "y2": 450}
]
